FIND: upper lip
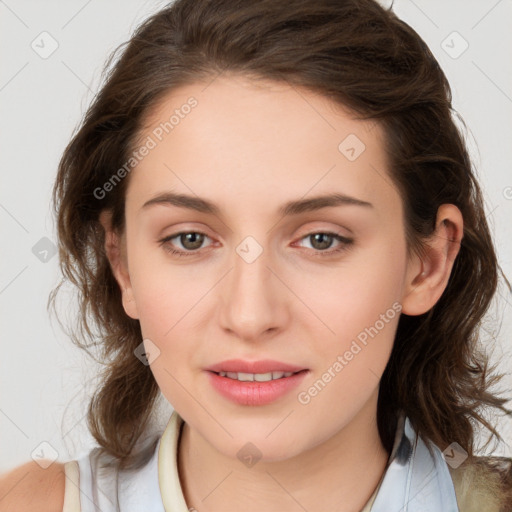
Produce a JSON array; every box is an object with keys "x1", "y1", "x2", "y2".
[{"x1": 205, "y1": 359, "x2": 307, "y2": 374}]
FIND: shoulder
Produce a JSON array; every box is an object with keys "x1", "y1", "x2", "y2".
[
  {"x1": 0, "y1": 460, "x2": 66, "y2": 512},
  {"x1": 448, "y1": 456, "x2": 512, "y2": 512}
]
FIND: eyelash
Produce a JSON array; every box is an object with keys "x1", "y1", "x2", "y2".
[{"x1": 158, "y1": 231, "x2": 354, "y2": 258}]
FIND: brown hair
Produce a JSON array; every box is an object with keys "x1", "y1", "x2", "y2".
[{"x1": 49, "y1": 0, "x2": 512, "y2": 501}]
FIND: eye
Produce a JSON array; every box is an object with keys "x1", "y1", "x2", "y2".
[
  {"x1": 294, "y1": 232, "x2": 354, "y2": 257},
  {"x1": 159, "y1": 231, "x2": 212, "y2": 257}
]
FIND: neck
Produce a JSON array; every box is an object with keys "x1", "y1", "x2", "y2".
[{"x1": 177, "y1": 390, "x2": 389, "y2": 512}]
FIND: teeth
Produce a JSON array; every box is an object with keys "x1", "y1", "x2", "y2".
[{"x1": 218, "y1": 371, "x2": 295, "y2": 381}]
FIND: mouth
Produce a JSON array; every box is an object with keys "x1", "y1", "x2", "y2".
[{"x1": 205, "y1": 368, "x2": 310, "y2": 406}]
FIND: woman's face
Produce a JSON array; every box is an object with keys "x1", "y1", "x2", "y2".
[{"x1": 113, "y1": 74, "x2": 421, "y2": 461}]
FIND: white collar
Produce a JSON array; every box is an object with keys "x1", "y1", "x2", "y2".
[{"x1": 371, "y1": 411, "x2": 459, "y2": 511}]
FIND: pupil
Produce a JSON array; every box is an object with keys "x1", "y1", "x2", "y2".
[
  {"x1": 312, "y1": 233, "x2": 332, "y2": 250},
  {"x1": 182, "y1": 233, "x2": 203, "y2": 250}
]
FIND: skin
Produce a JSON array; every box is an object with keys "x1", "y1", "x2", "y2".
[{"x1": 100, "y1": 74, "x2": 463, "y2": 512}]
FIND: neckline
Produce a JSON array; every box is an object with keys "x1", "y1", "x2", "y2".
[{"x1": 157, "y1": 409, "x2": 390, "y2": 511}]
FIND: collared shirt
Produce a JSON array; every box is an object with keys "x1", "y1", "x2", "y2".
[{"x1": 62, "y1": 409, "x2": 463, "y2": 511}]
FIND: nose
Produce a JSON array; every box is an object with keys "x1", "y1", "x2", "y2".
[{"x1": 218, "y1": 239, "x2": 288, "y2": 342}]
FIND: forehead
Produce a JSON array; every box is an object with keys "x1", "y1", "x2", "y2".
[{"x1": 126, "y1": 74, "x2": 399, "y2": 218}]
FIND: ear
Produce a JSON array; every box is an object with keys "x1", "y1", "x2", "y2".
[
  {"x1": 401, "y1": 204, "x2": 463, "y2": 316},
  {"x1": 99, "y1": 210, "x2": 139, "y2": 320}
]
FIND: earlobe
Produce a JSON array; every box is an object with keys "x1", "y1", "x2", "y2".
[
  {"x1": 401, "y1": 204, "x2": 463, "y2": 316},
  {"x1": 99, "y1": 210, "x2": 139, "y2": 320}
]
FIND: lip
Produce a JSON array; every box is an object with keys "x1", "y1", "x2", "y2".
[
  {"x1": 206, "y1": 369, "x2": 309, "y2": 406},
  {"x1": 204, "y1": 359, "x2": 307, "y2": 374}
]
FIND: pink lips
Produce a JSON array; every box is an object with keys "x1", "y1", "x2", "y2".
[{"x1": 204, "y1": 359, "x2": 309, "y2": 406}]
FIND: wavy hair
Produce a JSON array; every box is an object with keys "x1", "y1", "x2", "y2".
[{"x1": 49, "y1": 0, "x2": 511, "y2": 500}]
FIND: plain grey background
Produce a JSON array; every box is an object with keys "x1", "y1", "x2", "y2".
[{"x1": 1, "y1": 0, "x2": 511, "y2": 472}]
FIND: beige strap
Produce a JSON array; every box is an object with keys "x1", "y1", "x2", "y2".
[
  {"x1": 62, "y1": 461, "x2": 81, "y2": 512},
  {"x1": 448, "y1": 463, "x2": 502, "y2": 512}
]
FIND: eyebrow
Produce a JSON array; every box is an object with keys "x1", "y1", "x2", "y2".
[{"x1": 141, "y1": 192, "x2": 373, "y2": 216}]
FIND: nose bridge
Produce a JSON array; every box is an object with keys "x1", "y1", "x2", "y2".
[{"x1": 219, "y1": 233, "x2": 284, "y2": 339}]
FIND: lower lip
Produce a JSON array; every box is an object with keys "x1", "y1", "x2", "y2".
[{"x1": 206, "y1": 370, "x2": 309, "y2": 406}]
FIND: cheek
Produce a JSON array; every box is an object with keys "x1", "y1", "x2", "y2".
[
  {"x1": 295, "y1": 265, "x2": 403, "y2": 420},
  {"x1": 130, "y1": 262, "x2": 202, "y2": 402},
  {"x1": 127, "y1": 250, "x2": 210, "y2": 382},
  {"x1": 298, "y1": 236, "x2": 406, "y2": 339},
  {"x1": 128, "y1": 246, "x2": 207, "y2": 333}
]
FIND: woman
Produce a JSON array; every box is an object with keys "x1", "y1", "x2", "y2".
[{"x1": 1, "y1": 0, "x2": 511, "y2": 510}]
